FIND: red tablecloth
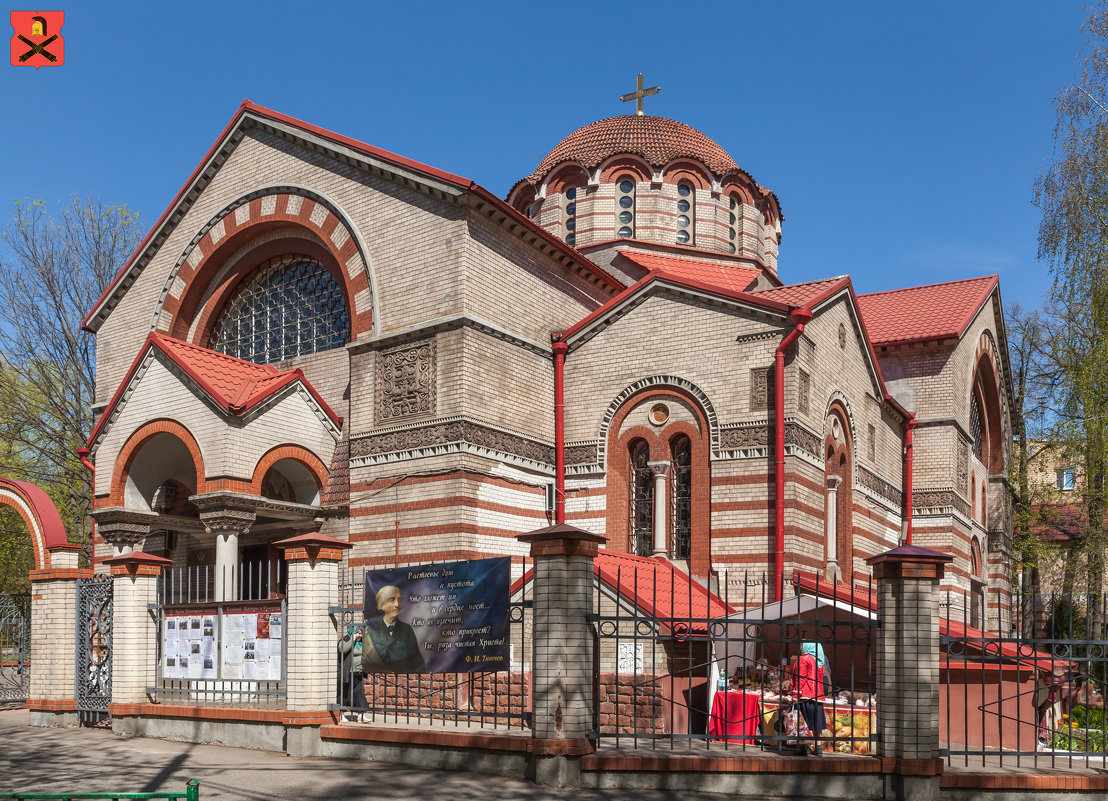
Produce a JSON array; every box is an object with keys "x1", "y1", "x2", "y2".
[{"x1": 708, "y1": 690, "x2": 762, "y2": 742}]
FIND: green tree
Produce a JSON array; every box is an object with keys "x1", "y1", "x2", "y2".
[
  {"x1": 0, "y1": 196, "x2": 142, "y2": 572},
  {"x1": 1034, "y1": 2, "x2": 1108, "y2": 632}
]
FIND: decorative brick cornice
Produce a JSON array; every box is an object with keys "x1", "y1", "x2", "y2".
[
  {"x1": 27, "y1": 699, "x2": 78, "y2": 712},
  {"x1": 350, "y1": 416, "x2": 554, "y2": 470},
  {"x1": 857, "y1": 466, "x2": 904, "y2": 507},
  {"x1": 29, "y1": 568, "x2": 93, "y2": 582},
  {"x1": 914, "y1": 488, "x2": 970, "y2": 518}
]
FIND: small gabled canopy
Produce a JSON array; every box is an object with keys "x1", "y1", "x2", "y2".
[
  {"x1": 855, "y1": 275, "x2": 999, "y2": 348},
  {"x1": 86, "y1": 333, "x2": 342, "y2": 453}
]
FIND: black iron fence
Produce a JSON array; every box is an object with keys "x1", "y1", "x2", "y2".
[
  {"x1": 590, "y1": 566, "x2": 877, "y2": 755},
  {"x1": 332, "y1": 562, "x2": 531, "y2": 730},
  {"x1": 941, "y1": 590, "x2": 1108, "y2": 768},
  {"x1": 149, "y1": 560, "x2": 285, "y2": 708},
  {"x1": 0, "y1": 591, "x2": 29, "y2": 704}
]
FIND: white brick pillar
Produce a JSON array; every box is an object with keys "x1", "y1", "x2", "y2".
[
  {"x1": 102, "y1": 551, "x2": 172, "y2": 716},
  {"x1": 518, "y1": 523, "x2": 605, "y2": 787},
  {"x1": 274, "y1": 532, "x2": 351, "y2": 756},
  {"x1": 867, "y1": 545, "x2": 953, "y2": 801},
  {"x1": 27, "y1": 545, "x2": 87, "y2": 727},
  {"x1": 647, "y1": 461, "x2": 670, "y2": 557}
]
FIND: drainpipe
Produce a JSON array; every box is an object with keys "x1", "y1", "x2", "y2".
[
  {"x1": 553, "y1": 338, "x2": 568, "y2": 524},
  {"x1": 773, "y1": 308, "x2": 813, "y2": 602},
  {"x1": 903, "y1": 414, "x2": 916, "y2": 545},
  {"x1": 77, "y1": 446, "x2": 96, "y2": 550}
]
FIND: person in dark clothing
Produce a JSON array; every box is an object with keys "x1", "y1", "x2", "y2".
[{"x1": 361, "y1": 585, "x2": 427, "y2": 674}]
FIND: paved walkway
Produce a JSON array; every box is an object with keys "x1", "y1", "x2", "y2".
[{"x1": 0, "y1": 709, "x2": 784, "y2": 801}]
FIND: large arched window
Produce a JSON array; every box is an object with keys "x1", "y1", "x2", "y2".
[
  {"x1": 671, "y1": 434, "x2": 692, "y2": 560},
  {"x1": 208, "y1": 255, "x2": 349, "y2": 364},
  {"x1": 629, "y1": 439, "x2": 653, "y2": 556},
  {"x1": 970, "y1": 390, "x2": 984, "y2": 462}
]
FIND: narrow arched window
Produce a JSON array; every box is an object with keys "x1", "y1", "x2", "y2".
[
  {"x1": 564, "y1": 186, "x2": 579, "y2": 247},
  {"x1": 616, "y1": 177, "x2": 636, "y2": 239},
  {"x1": 629, "y1": 439, "x2": 653, "y2": 555},
  {"x1": 676, "y1": 182, "x2": 694, "y2": 245},
  {"x1": 970, "y1": 391, "x2": 984, "y2": 462},
  {"x1": 209, "y1": 255, "x2": 349, "y2": 364},
  {"x1": 727, "y1": 194, "x2": 740, "y2": 254},
  {"x1": 671, "y1": 435, "x2": 692, "y2": 560}
]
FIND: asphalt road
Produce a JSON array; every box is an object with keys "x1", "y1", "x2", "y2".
[{"x1": 0, "y1": 708, "x2": 783, "y2": 801}]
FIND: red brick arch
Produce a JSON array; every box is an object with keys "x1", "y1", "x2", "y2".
[
  {"x1": 662, "y1": 160, "x2": 712, "y2": 191},
  {"x1": 546, "y1": 163, "x2": 589, "y2": 194},
  {"x1": 249, "y1": 445, "x2": 328, "y2": 497},
  {"x1": 108, "y1": 420, "x2": 207, "y2": 509},
  {"x1": 825, "y1": 401, "x2": 854, "y2": 585},
  {"x1": 604, "y1": 388, "x2": 712, "y2": 576},
  {"x1": 160, "y1": 192, "x2": 373, "y2": 343},
  {"x1": 599, "y1": 155, "x2": 652, "y2": 183}
]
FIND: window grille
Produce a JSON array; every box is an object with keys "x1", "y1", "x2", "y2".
[
  {"x1": 208, "y1": 256, "x2": 349, "y2": 364},
  {"x1": 969, "y1": 392, "x2": 984, "y2": 461},
  {"x1": 629, "y1": 440, "x2": 653, "y2": 556},
  {"x1": 671, "y1": 436, "x2": 692, "y2": 560}
]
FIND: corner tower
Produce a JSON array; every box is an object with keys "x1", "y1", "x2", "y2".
[{"x1": 508, "y1": 113, "x2": 783, "y2": 280}]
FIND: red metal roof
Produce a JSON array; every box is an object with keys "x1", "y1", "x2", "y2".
[
  {"x1": 855, "y1": 275, "x2": 998, "y2": 347},
  {"x1": 595, "y1": 551, "x2": 733, "y2": 632},
  {"x1": 87, "y1": 333, "x2": 341, "y2": 448},
  {"x1": 526, "y1": 115, "x2": 743, "y2": 184},
  {"x1": 749, "y1": 276, "x2": 849, "y2": 308},
  {"x1": 618, "y1": 252, "x2": 764, "y2": 294},
  {"x1": 0, "y1": 478, "x2": 71, "y2": 551}
]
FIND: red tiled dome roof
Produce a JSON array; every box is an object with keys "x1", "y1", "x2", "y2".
[{"x1": 525, "y1": 115, "x2": 742, "y2": 184}]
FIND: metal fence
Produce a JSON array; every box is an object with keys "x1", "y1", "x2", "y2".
[
  {"x1": 332, "y1": 561, "x2": 532, "y2": 730},
  {"x1": 0, "y1": 591, "x2": 30, "y2": 704},
  {"x1": 0, "y1": 779, "x2": 199, "y2": 800},
  {"x1": 942, "y1": 590, "x2": 1108, "y2": 768},
  {"x1": 76, "y1": 574, "x2": 113, "y2": 723},
  {"x1": 150, "y1": 560, "x2": 285, "y2": 709},
  {"x1": 591, "y1": 568, "x2": 877, "y2": 755}
]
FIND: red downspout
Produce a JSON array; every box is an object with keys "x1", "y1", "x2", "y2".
[
  {"x1": 553, "y1": 338, "x2": 568, "y2": 524},
  {"x1": 903, "y1": 415, "x2": 916, "y2": 544},
  {"x1": 77, "y1": 446, "x2": 95, "y2": 561},
  {"x1": 773, "y1": 308, "x2": 813, "y2": 602}
]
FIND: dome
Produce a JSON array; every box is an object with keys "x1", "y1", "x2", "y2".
[{"x1": 523, "y1": 115, "x2": 742, "y2": 186}]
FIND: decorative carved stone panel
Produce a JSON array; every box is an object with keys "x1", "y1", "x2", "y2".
[
  {"x1": 956, "y1": 434, "x2": 969, "y2": 493},
  {"x1": 798, "y1": 369, "x2": 810, "y2": 416},
  {"x1": 784, "y1": 423, "x2": 821, "y2": 460},
  {"x1": 720, "y1": 425, "x2": 769, "y2": 450},
  {"x1": 750, "y1": 368, "x2": 772, "y2": 412},
  {"x1": 857, "y1": 466, "x2": 903, "y2": 506},
  {"x1": 867, "y1": 424, "x2": 876, "y2": 462},
  {"x1": 565, "y1": 442, "x2": 598, "y2": 466},
  {"x1": 376, "y1": 339, "x2": 436, "y2": 425},
  {"x1": 351, "y1": 418, "x2": 554, "y2": 466}
]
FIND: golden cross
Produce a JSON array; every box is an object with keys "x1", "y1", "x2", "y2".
[{"x1": 620, "y1": 73, "x2": 660, "y2": 116}]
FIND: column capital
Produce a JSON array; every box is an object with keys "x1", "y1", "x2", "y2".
[
  {"x1": 826, "y1": 473, "x2": 843, "y2": 490},
  {"x1": 647, "y1": 460, "x2": 671, "y2": 477},
  {"x1": 90, "y1": 507, "x2": 157, "y2": 549},
  {"x1": 193, "y1": 495, "x2": 256, "y2": 536}
]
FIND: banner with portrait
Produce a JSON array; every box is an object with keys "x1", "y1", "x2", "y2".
[{"x1": 362, "y1": 557, "x2": 510, "y2": 674}]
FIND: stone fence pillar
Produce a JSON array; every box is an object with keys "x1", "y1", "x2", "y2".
[
  {"x1": 866, "y1": 544, "x2": 953, "y2": 801},
  {"x1": 27, "y1": 544, "x2": 87, "y2": 727},
  {"x1": 517, "y1": 523, "x2": 605, "y2": 787},
  {"x1": 274, "y1": 532, "x2": 352, "y2": 756},
  {"x1": 104, "y1": 551, "x2": 172, "y2": 722}
]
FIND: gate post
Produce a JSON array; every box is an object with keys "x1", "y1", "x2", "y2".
[
  {"x1": 517, "y1": 523, "x2": 605, "y2": 788},
  {"x1": 867, "y1": 545, "x2": 953, "y2": 801},
  {"x1": 274, "y1": 532, "x2": 352, "y2": 757},
  {"x1": 103, "y1": 552, "x2": 171, "y2": 721},
  {"x1": 27, "y1": 544, "x2": 87, "y2": 727}
]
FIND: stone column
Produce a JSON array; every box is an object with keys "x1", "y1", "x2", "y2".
[
  {"x1": 196, "y1": 501, "x2": 256, "y2": 602},
  {"x1": 866, "y1": 545, "x2": 953, "y2": 801},
  {"x1": 102, "y1": 552, "x2": 172, "y2": 728},
  {"x1": 91, "y1": 508, "x2": 157, "y2": 556},
  {"x1": 825, "y1": 474, "x2": 842, "y2": 581},
  {"x1": 517, "y1": 523, "x2": 605, "y2": 788},
  {"x1": 27, "y1": 544, "x2": 87, "y2": 727},
  {"x1": 647, "y1": 461, "x2": 670, "y2": 557},
  {"x1": 274, "y1": 532, "x2": 352, "y2": 757}
]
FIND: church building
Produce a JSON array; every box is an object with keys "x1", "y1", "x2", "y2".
[{"x1": 81, "y1": 88, "x2": 1015, "y2": 631}]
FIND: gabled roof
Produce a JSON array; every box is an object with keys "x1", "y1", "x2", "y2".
[
  {"x1": 83, "y1": 101, "x2": 620, "y2": 332},
  {"x1": 749, "y1": 276, "x2": 850, "y2": 309},
  {"x1": 617, "y1": 251, "x2": 765, "y2": 294},
  {"x1": 855, "y1": 275, "x2": 999, "y2": 348},
  {"x1": 595, "y1": 551, "x2": 733, "y2": 631},
  {"x1": 86, "y1": 333, "x2": 342, "y2": 450}
]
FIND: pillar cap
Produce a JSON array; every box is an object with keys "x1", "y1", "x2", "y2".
[
  {"x1": 518, "y1": 523, "x2": 606, "y2": 558},
  {"x1": 102, "y1": 551, "x2": 173, "y2": 576},
  {"x1": 47, "y1": 542, "x2": 84, "y2": 552},
  {"x1": 866, "y1": 544, "x2": 954, "y2": 567},
  {"x1": 273, "y1": 531, "x2": 352, "y2": 562}
]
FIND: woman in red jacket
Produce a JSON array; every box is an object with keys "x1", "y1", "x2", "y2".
[{"x1": 794, "y1": 641, "x2": 828, "y2": 745}]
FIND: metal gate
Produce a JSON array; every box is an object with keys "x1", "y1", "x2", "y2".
[
  {"x1": 76, "y1": 573, "x2": 113, "y2": 722},
  {"x1": 0, "y1": 591, "x2": 30, "y2": 704}
]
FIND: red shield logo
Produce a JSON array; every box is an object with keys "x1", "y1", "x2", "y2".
[{"x1": 10, "y1": 11, "x2": 64, "y2": 68}]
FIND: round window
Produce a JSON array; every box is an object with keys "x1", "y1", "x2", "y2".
[
  {"x1": 566, "y1": 233, "x2": 576, "y2": 246},
  {"x1": 619, "y1": 210, "x2": 632, "y2": 224},
  {"x1": 566, "y1": 187, "x2": 577, "y2": 200},
  {"x1": 618, "y1": 226, "x2": 633, "y2": 238},
  {"x1": 729, "y1": 196, "x2": 737, "y2": 210},
  {"x1": 678, "y1": 184, "x2": 692, "y2": 197},
  {"x1": 566, "y1": 202, "x2": 576, "y2": 216},
  {"x1": 677, "y1": 215, "x2": 689, "y2": 227},
  {"x1": 619, "y1": 195, "x2": 634, "y2": 209},
  {"x1": 676, "y1": 230, "x2": 690, "y2": 243},
  {"x1": 566, "y1": 218, "x2": 576, "y2": 231},
  {"x1": 728, "y1": 229, "x2": 736, "y2": 240},
  {"x1": 728, "y1": 243, "x2": 736, "y2": 254},
  {"x1": 649, "y1": 403, "x2": 670, "y2": 426},
  {"x1": 729, "y1": 213, "x2": 736, "y2": 224},
  {"x1": 619, "y1": 180, "x2": 634, "y2": 194},
  {"x1": 677, "y1": 199, "x2": 690, "y2": 213}
]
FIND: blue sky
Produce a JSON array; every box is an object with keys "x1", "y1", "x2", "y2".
[{"x1": 0, "y1": 2, "x2": 1093, "y2": 312}]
